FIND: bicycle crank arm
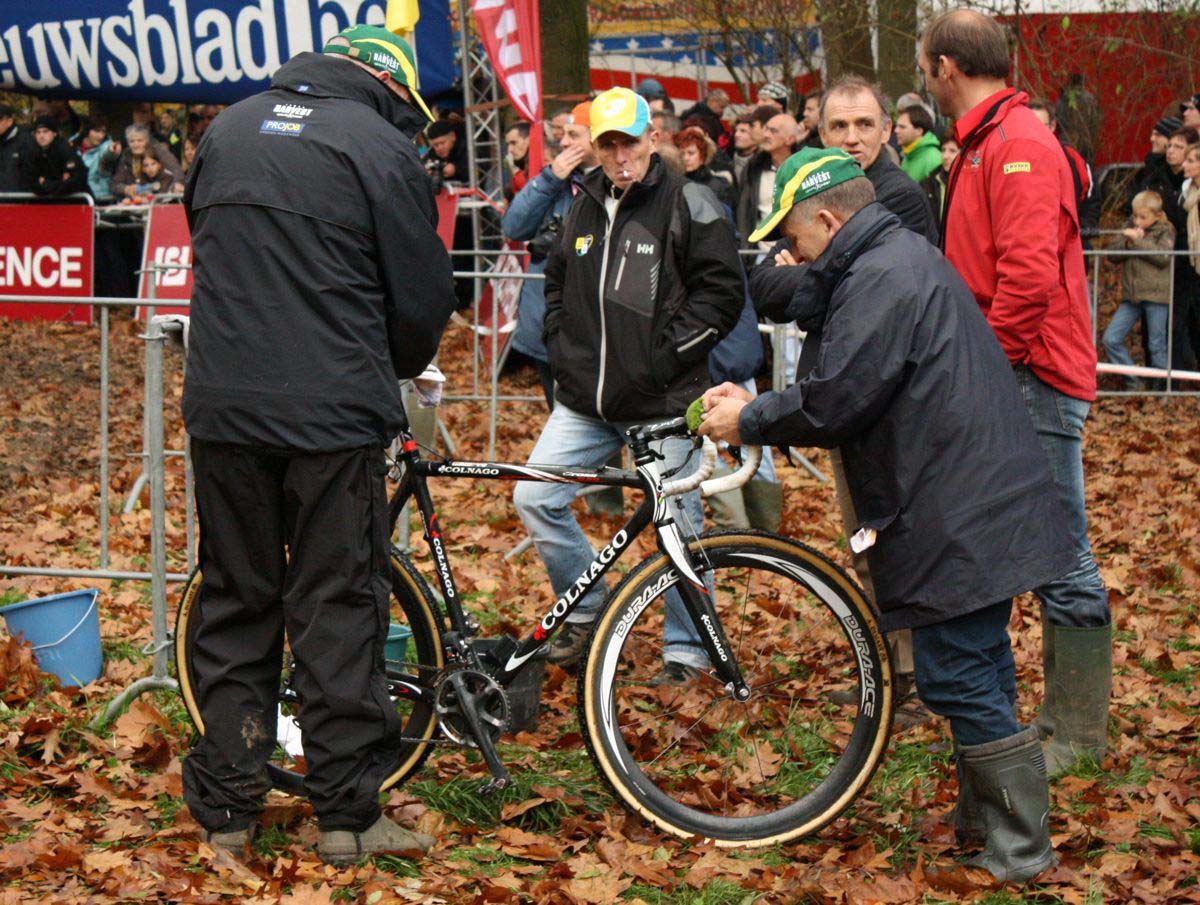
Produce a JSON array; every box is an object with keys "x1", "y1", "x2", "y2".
[{"x1": 447, "y1": 671, "x2": 511, "y2": 792}]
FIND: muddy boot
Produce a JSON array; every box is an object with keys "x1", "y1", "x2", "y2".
[
  {"x1": 318, "y1": 814, "x2": 435, "y2": 866},
  {"x1": 1034, "y1": 611, "x2": 1057, "y2": 740},
  {"x1": 742, "y1": 480, "x2": 783, "y2": 533},
  {"x1": 949, "y1": 748, "x2": 986, "y2": 848},
  {"x1": 1043, "y1": 623, "x2": 1112, "y2": 775},
  {"x1": 961, "y1": 726, "x2": 1057, "y2": 884},
  {"x1": 201, "y1": 825, "x2": 255, "y2": 858}
]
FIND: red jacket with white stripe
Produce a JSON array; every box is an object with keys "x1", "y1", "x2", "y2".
[{"x1": 943, "y1": 89, "x2": 1096, "y2": 402}]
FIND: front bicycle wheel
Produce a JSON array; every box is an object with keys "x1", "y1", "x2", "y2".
[
  {"x1": 579, "y1": 531, "x2": 892, "y2": 846},
  {"x1": 175, "y1": 552, "x2": 445, "y2": 794}
]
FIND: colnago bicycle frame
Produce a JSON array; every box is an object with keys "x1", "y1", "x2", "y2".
[{"x1": 385, "y1": 420, "x2": 753, "y2": 704}]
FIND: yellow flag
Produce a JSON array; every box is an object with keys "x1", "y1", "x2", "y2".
[{"x1": 386, "y1": 0, "x2": 420, "y2": 36}]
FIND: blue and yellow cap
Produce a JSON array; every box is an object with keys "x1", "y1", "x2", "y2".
[
  {"x1": 589, "y1": 87, "x2": 651, "y2": 142},
  {"x1": 323, "y1": 24, "x2": 433, "y2": 121},
  {"x1": 748, "y1": 147, "x2": 865, "y2": 243}
]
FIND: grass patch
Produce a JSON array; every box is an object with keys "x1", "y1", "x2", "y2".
[
  {"x1": 626, "y1": 880, "x2": 756, "y2": 905},
  {"x1": 410, "y1": 745, "x2": 611, "y2": 830},
  {"x1": 372, "y1": 853, "x2": 423, "y2": 878},
  {"x1": 102, "y1": 639, "x2": 145, "y2": 663}
]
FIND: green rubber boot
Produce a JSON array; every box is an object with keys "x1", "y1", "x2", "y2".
[
  {"x1": 742, "y1": 480, "x2": 783, "y2": 533},
  {"x1": 961, "y1": 726, "x2": 1057, "y2": 884},
  {"x1": 1043, "y1": 623, "x2": 1112, "y2": 775},
  {"x1": 1034, "y1": 611, "x2": 1056, "y2": 740},
  {"x1": 950, "y1": 749, "x2": 986, "y2": 848}
]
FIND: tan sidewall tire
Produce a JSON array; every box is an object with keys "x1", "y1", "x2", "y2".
[{"x1": 580, "y1": 531, "x2": 893, "y2": 847}]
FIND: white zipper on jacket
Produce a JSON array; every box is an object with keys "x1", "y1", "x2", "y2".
[
  {"x1": 612, "y1": 239, "x2": 631, "y2": 292},
  {"x1": 595, "y1": 189, "x2": 624, "y2": 420}
]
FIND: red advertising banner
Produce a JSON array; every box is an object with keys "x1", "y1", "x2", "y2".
[
  {"x1": 138, "y1": 203, "x2": 193, "y2": 317},
  {"x1": 471, "y1": 0, "x2": 544, "y2": 172},
  {"x1": 0, "y1": 203, "x2": 94, "y2": 325}
]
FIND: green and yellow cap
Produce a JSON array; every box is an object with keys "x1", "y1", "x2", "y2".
[
  {"x1": 748, "y1": 147, "x2": 865, "y2": 243},
  {"x1": 324, "y1": 24, "x2": 433, "y2": 121}
]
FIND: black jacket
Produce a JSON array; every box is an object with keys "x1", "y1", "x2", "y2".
[
  {"x1": 739, "y1": 203, "x2": 1075, "y2": 630},
  {"x1": 686, "y1": 165, "x2": 736, "y2": 211},
  {"x1": 734, "y1": 151, "x2": 777, "y2": 247},
  {"x1": 543, "y1": 155, "x2": 743, "y2": 422},
  {"x1": 749, "y1": 151, "x2": 940, "y2": 325},
  {"x1": 30, "y1": 136, "x2": 88, "y2": 197},
  {"x1": 678, "y1": 102, "x2": 724, "y2": 143},
  {"x1": 0, "y1": 125, "x2": 38, "y2": 193},
  {"x1": 182, "y1": 52, "x2": 455, "y2": 451}
]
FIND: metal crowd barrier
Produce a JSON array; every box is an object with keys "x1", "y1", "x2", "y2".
[{"x1": 1085, "y1": 246, "x2": 1200, "y2": 395}]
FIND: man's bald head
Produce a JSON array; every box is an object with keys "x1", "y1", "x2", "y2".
[
  {"x1": 921, "y1": 9, "x2": 1011, "y2": 80},
  {"x1": 762, "y1": 113, "x2": 797, "y2": 155}
]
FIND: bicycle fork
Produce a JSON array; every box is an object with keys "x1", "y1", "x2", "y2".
[{"x1": 656, "y1": 517, "x2": 752, "y2": 702}]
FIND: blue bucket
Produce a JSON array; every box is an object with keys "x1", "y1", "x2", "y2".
[
  {"x1": 384, "y1": 623, "x2": 412, "y2": 665},
  {"x1": 1, "y1": 588, "x2": 103, "y2": 686}
]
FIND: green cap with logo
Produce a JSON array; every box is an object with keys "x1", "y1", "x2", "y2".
[
  {"x1": 748, "y1": 147, "x2": 865, "y2": 243},
  {"x1": 323, "y1": 24, "x2": 434, "y2": 122}
]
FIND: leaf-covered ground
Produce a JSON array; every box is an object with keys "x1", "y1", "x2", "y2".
[{"x1": 1, "y1": 315, "x2": 1198, "y2": 904}]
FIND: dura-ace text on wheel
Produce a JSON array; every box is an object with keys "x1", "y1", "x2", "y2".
[
  {"x1": 174, "y1": 553, "x2": 445, "y2": 794},
  {"x1": 580, "y1": 532, "x2": 892, "y2": 847}
]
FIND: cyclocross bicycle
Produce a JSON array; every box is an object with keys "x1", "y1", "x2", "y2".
[{"x1": 175, "y1": 408, "x2": 892, "y2": 847}]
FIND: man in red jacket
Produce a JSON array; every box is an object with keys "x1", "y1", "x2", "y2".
[{"x1": 919, "y1": 9, "x2": 1111, "y2": 778}]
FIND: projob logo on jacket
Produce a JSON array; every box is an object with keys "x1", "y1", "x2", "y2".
[
  {"x1": 575, "y1": 235, "x2": 593, "y2": 256},
  {"x1": 261, "y1": 119, "x2": 305, "y2": 136}
]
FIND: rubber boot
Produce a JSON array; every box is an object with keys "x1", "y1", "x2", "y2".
[
  {"x1": 706, "y1": 465, "x2": 750, "y2": 529},
  {"x1": 742, "y1": 480, "x2": 783, "y2": 533},
  {"x1": 960, "y1": 726, "x2": 1057, "y2": 884},
  {"x1": 949, "y1": 748, "x2": 986, "y2": 848},
  {"x1": 1043, "y1": 623, "x2": 1112, "y2": 775},
  {"x1": 1034, "y1": 611, "x2": 1057, "y2": 740}
]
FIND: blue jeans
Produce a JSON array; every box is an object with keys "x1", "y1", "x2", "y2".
[
  {"x1": 513, "y1": 404, "x2": 709, "y2": 667},
  {"x1": 912, "y1": 600, "x2": 1020, "y2": 746},
  {"x1": 1013, "y1": 366, "x2": 1110, "y2": 628},
  {"x1": 1102, "y1": 300, "x2": 1168, "y2": 371}
]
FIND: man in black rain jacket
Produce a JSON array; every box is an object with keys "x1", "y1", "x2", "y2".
[
  {"x1": 180, "y1": 25, "x2": 455, "y2": 865},
  {"x1": 700, "y1": 148, "x2": 1073, "y2": 885}
]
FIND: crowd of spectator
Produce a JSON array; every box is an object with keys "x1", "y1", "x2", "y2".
[
  {"x1": 0, "y1": 101, "x2": 215, "y2": 203},
  {"x1": 496, "y1": 78, "x2": 1200, "y2": 382}
]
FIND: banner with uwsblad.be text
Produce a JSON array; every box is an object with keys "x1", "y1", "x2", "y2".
[{"x1": 0, "y1": 0, "x2": 455, "y2": 104}]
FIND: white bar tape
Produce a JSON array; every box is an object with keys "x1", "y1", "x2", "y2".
[
  {"x1": 661, "y1": 437, "x2": 718, "y2": 497},
  {"x1": 700, "y1": 446, "x2": 763, "y2": 497}
]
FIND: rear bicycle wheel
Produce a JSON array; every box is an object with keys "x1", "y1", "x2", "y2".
[
  {"x1": 579, "y1": 531, "x2": 892, "y2": 846},
  {"x1": 174, "y1": 552, "x2": 445, "y2": 794}
]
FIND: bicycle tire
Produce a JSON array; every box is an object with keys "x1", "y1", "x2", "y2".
[
  {"x1": 174, "y1": 551, "x2": 445, "y2": 793},
  {"x1": 579, "y1": 531, "x2": 892, "y2": 847}
]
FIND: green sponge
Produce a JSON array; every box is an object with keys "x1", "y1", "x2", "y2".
[{"x1": 685, "y1": 397, "x2": 705, "y2": 433}]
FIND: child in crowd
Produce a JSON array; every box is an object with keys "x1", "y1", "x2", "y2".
[
  {"x1": 1101, "y1": 190, "x2": 1176, "y2": 386},
  {"x1": 921, "y1": 130, "x2": 958, "y2": 223},
  {"x1": 135, "y1": 151, "x2": 184, "y2": 196}
]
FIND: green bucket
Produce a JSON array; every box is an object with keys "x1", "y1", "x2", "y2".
[{"x1": 384, "y1": 623, "x2": 413, "y2": 664}]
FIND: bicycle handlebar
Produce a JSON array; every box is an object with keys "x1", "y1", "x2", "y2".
[{"x1": 700, "y1": 446, "x2": 763, "y2": 497}]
